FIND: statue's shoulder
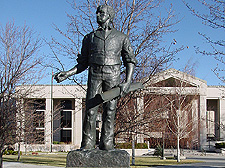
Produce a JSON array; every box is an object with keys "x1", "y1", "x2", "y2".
[
  {"x1": 88, "y1": 30, "x2": 95, "y2": 36},
  {"x1": 82, "y1": 31, "x2": 95, "y2": 42},
  {"x1": 111, "y1": 28, "x2": 128, "y2": 38},
  {"x1": 84, "y1": 31, "x2": 93, "y2": 38}
]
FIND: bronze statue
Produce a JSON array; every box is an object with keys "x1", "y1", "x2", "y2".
[{"x1": 54, "y1": 5, "x2": 137, "y2": 150}]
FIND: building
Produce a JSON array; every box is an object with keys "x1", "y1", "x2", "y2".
[{"x1": 15, "y1": 69, "x2": 225, "y2": 152}]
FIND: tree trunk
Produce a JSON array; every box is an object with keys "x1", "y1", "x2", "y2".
[
  {"x1": 25, "y1": 142, "x2": 27, "y2": 155},
  {"x1": 177, "y1": 108, "x2": 180, "y2": 162},
  {"x1": 0, "y1": 152, "x2": 3, "y2": 168},
  {"x1": 131, "y1": 139, "x2": 135, "y2": 165},
  {"x1": 177, "y1": 136, "x2": 180, "y2": 162}
]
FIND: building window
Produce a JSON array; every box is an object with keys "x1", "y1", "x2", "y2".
[
  {"x1": 61, "y1": 130, "x2": 71, "y2": 143},
  {"x1": 34, "y1": 110, "x2": 45, "y2": 128},
  {"x1": 60, "y1": 100, "x2": 73, "y2": 143},
  {"x1": 34, "y1": 129, "x2": 45, "y2": 144},
  {"x1": 24, "y1": 99, "x2": 46, "y2": 144},
  {"x1": 61, "y1": 100, "x2": 72, "y2": 110},
  {"x1": 33, "y1": 99, "x2": 46, "y2": 110},
  {"x1": 61, "y1": 111, "x2": 72, "y2": 128}
]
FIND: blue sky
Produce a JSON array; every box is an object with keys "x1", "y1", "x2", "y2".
[{"x1": 1, "y1": 0, "x2": 224, "y2": 86}]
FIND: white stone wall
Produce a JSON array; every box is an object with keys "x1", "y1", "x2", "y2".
[
  {"x1": 73, "y1": 98, "x2": 83, "y2": 147},
  {"x1": 220, "y1": 99, "x2": 225, "y2": 140},
  {"x1": 16, "y1": 85, "x2": 86, "y2": 99},
  {"x1": 207, "y1": 86, "x2": 225, "y2": 141},
  {"x1": 45, "y1": 98, "x2": 52, "y2": 151}
]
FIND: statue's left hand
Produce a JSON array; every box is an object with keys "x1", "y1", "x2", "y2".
[{"x1": 119, "y1": 82, "x2": 131, "y2": 97}]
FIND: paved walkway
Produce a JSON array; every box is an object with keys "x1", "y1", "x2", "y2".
[
  {"x1": 3, "y1": 162, "x2": 62, "y2": 168},
  {"x1": 151, "y1": 154, "x2": 225, "y2": 168}
]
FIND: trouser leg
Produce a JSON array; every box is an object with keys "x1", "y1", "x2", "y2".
[
  {"x1": 99, "y1": 98, "x2": 117, "y2": 150},
  {"x1": 81, "y1": 106, "x2": 98, "y2": 149},
  {"x1": 99, "y1": 68, "x2": 120, "y2": 150},
  {"x1": 81, "y1": 68, "x2": 102, "y2": 149}
]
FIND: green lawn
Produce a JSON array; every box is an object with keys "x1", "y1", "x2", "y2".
[
  {"x1": 3, "y1": 154, "x2": 201, "y2": 167},
  {"x1": 3, "y1": 154, "x2": 67, "y2": 167}
]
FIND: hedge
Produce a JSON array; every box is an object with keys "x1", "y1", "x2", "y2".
[
  {"x1": 4, "y1": 150, "x2": 22, "y2": 155},
  {"x1": 115, "y1": 143, "x2": 148, "y2": 149},
  {"x1": 215, "y1": 142, "x2": 225, "y2": 149}
]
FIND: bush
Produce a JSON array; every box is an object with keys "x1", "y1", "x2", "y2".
[
  {"x1": 53, "y1": 141, "x2": 60, "y2": 144},
  {"x1": 3, "y1": 150, "x2": 22, "y2": 155},
  {"x1": 115, "y1": 143, "x2": 148, "y2": 149},
  {"x1": 136, "y1": 143, "x2": 148, "y2": 149},
  {"x1": 153, "y1": 144, "x2": 162, "y2": 157},
  {"x1": 215, "y1": 142, "x2": 225, "y2": 149}
]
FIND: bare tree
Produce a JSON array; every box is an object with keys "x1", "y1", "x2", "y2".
[
  {"x1": 183, "y1": 0, "x2": 225, "y2": 82},
  {"x1": 164, "y1": 94, "x2": 199, "y2": 162},
  {"x1": 16, "y1": 99, "x2": 46, "y2": 160},
  {"x1": 114, "y1": 93, "x2": 168, "y2": 142},
  {"x1": 161, "y1": 67, "x2": 199, "y2": 162},
  {"x1": 0, "y1": 21, "x2": 42, "y2": 168},
  {"x1": 48, "y1": 0, "x2": 184, "y2": 82}
]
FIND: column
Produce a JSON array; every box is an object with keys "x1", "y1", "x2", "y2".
[
  {"x1": 73, "y1": 98, "x2": 83, "y2": 148},
  {"x1": 220, "y1": 98, "x2": 225, "y2": 139},
  {"x1": 215, "y1": 99, "x2": 220, "y2": 140},
  {"x1": 199, "y1": 95, "x2": 207, "y2": 150},
  {"x1": 45, "y1": 98, "x2": 52, "y2": 151},
  {"x1": 136, "y1": 96, "x2": 144, "y2": 143},
  {"x1": 191, "y1": 98, "x2": 199, "y2": 145}
]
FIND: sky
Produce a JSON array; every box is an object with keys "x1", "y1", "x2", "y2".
[{"x1": 0, "y1": 0, "x2": 224, "y2": 86}]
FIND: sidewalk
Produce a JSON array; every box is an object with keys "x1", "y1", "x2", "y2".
[
  {"x1": 3, "y1": 162, "x2": 62, "y2": 168},
  {"x1": 151, "y1": 151, "x2": 225, "y2": 168}
]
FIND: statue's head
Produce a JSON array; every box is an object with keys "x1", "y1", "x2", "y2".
[{"x1": 96, "y1": 5, "x2": 115, "y2": 24}]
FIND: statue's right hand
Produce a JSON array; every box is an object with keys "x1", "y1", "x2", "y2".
[{"x1": 54, "y1": 71, "x2": 68, "y2": 83}]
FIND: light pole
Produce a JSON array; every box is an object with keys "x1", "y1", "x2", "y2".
[{"x1": 50, "y1": 69, "x2": 54, "y2": 152}]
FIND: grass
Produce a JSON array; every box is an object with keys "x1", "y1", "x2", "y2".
[
  {"x1": 3, "y1": 154, "x2": 201, "y2": 167},
  {"x1": 3, "y1": 153, "x2": 67, "y2": 167}
]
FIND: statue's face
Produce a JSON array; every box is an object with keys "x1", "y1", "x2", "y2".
[{"x1": 96, "y1": 6, "x2": 110, "y2": 25}]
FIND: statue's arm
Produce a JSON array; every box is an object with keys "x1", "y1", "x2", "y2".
[
  {"x1": 119, "y1": 36, "x2": 137, "y2": 96},
  {"x1": 54, "y1": 35, "x2": 89, "y2": 83},
  {"x1": 119, "y1": 63, "x2": 135, "y2": 96},
  {"x1": 125, "y1": 63, "x2": 135, "y2": 84},
  {"x1": 54, "y1": 63, "x2": 87, "y2": 83}
]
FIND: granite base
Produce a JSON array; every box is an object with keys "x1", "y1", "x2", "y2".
[{"x1": 66, "y1": 149, "x2": 130, "y2": 167}]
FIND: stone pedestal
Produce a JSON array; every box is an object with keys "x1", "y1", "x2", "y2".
[{"x1": 66, "y1": 149, "x2": 130, "y2": 167}]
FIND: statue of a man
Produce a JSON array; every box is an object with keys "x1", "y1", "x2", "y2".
[{"x1": 55, "y1": 5, "x2": 137, "y2": 150}]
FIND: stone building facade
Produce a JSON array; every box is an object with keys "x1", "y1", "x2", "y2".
[{"x1": 15, "y1": 69, "x2": 225, "y2": 151}]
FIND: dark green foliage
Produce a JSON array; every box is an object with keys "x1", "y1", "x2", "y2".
[
  {"x1": 153, "y1": 144, "x2": 162, "y2": 157},
  {"x1": 215, "y1": 142, "x2": 225, "y2": 149},
  {"x1": 115, "y1": 143, "x2": 148, "y2": 149},
  {"x1": 53, "y1": 141, "x2": 60, "y2": 144},
  {"x1": 3, "y1": 150, "x2": 22, "y2": 155}
]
